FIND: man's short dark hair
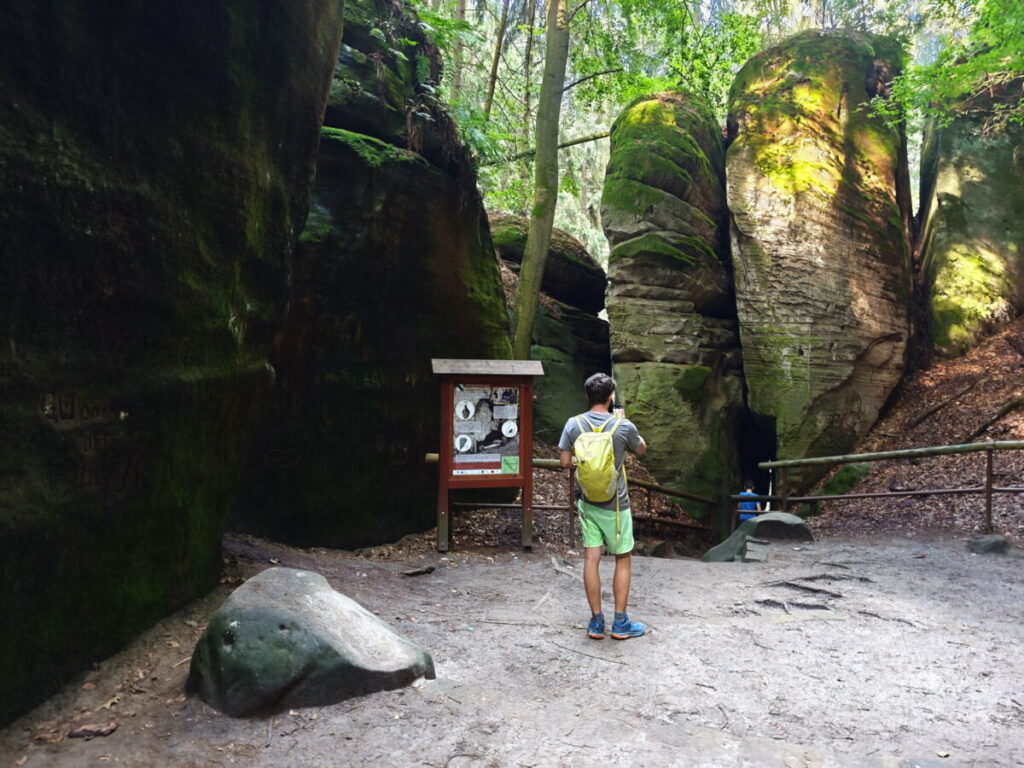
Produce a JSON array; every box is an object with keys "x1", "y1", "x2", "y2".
[{"x1": 585, "y1": 373, "x2": 615, "y2": 406}]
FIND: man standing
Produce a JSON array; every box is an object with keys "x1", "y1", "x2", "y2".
[{"x1": 558, "y1": 373, "x2": 647, "y2": 640}]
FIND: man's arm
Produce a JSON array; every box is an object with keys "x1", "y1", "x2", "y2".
[
  {"x1": 559, "y1": 449, "x2": 573, "y2": 468},
  {"x1": 635, "y1": 436, "x2": 647, "y2": 456}
]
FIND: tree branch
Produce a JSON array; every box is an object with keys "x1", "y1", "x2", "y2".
[
  {"x1": 562, "y1": 67, "x2": 623, "y2": 93},
  {"x1": 480, "y1": 131, "x2": 610, "y2": 166},
  {"x1": 568, "y1": 0, "x2": 596, "y2": 21}
]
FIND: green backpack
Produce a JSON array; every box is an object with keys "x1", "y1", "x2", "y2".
[{"x1": 572, "y1": 415, "x2": 624, "y2": 503}]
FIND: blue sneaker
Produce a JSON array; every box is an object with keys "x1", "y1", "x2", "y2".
[
  {"x1": 587, "y1": 615, "x2": 606, "y2": 639},
  {"x1": 610, "y1": 615, "x2": 646, "y2": 640}
]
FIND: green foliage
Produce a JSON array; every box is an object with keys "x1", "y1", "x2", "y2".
[{"x1": 873, "y1": 0, "x2": 1024, "y2": 133}]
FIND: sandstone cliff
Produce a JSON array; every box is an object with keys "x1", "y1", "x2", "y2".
[
  {"x1": 0, "y1": 1, "x2": 343, "y2": 724},
  {"x1": 232, "y1": 0, "x2": 512, "y2": 548},
  {"x1": 918, "y1": 80, "x2": 1024, "y2": 356},
  {"x1": 726, "y1": 30, "x2": 913, "y2": 490}
]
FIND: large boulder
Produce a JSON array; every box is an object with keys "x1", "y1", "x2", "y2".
[
  {"x1": 188, "y1": 568, "x2": 435, "y2": 716},
  {"x1": 602, "y1": 93, "x2": 746, "y2": 510},
  {"x1": 232, "y1": 0, "x2": 512, "y2": 548},
  {"x1": 918, "y1": 80, "x2": 1024, "y2": 356},
  {"x1": 0, "y1": 1, "x2": 343, "y2": 725},
  {"x1": 726, "y1": 31, "x2": 913, "y2": 490},
  {"x1": 490, "y1": 212, "x2": 608, "y2": 314}
]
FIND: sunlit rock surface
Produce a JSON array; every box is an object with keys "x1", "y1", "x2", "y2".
[
  {"x1": 602, "y1": 92, "x2": 745, "y2": 509},
  {"x1": 0, "y1": 1, "x2": 343, "y2": 725},
  {"x1": 726, "y1": 30, "x2": 913, "y2": 490},
  {"x1": 918, "y1": 80, "x2": 1024, "y2": 356},
  {"x1": 232, "y1": 0, "x2": 511, "y2": 548}
]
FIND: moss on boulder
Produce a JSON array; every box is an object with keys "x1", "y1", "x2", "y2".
[
  {"x1": 726, "y1": 30, "x2": 913, "y2": 490},
  {"x1": 0, "y1": 0, "x2": 344, "y2": 725},
  {"x1": 601, "y1": 92, "x2": 745, "y2": 503},
  {"x1": 918, "y1": 80, "x2": 1024, "y2": 356},
  {"x1": 231, "y1": 0, "x2": 511, "y2": 549}
]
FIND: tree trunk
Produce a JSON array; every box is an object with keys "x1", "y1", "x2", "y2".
[
  {"x1": 451, "y1": 0, "x2": 468, "y2": 99},
  {"x1": 483, "y1": 0, "x2": 511, "y2": 119},
  {"x1": 522, "y1": 0, "x2": 538, "y2": 145},
  {"x1": 511, "y1": 0, "x2": 571, "y2": 359}
]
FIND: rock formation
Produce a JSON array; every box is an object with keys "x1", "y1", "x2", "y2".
[
  {"x1": 491, "y1": 211, "x2": 608, "y2": 314},
  {"x1": 726, "y1": 30, "x2": 913, "y2": 489},
  {"x1": 918, "y1": 80, "x2": 1024, "y2": 356},
  {"x1": 188, "y1": 568, "x2": 435, "y2": 716},
  {"x1": 602, "y1": 93, "x2": 745, "y2": 508},
  {"x1": 0, "y1": 1, "x2": 343, "y2": 724},
  {"x1": 232, "y1": 0, "x2": 512, "y2": 548},
  {"x1": 490, "y1": 212, "x2": 610, "y2": 441}
]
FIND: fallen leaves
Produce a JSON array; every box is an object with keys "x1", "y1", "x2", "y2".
[{"x1": 812, "y1": 316, "x2": 1024, "y2": 544}]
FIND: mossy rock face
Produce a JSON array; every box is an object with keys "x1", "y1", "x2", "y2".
[
  {"x1": 0, "y1": 1, "x2": 344, "y2": 725},
  {"x1": 490, "y1": 211, "x2": 607, "y2": 313},
  {"x1": 726, "y1": 30, "x2": 913, "y2": 490},
  {"x1": 232, "y1": 0, "x2": 511, "y2": 549},
  {"x1": 601, "y1": 92, "x2": 744, "y2": 500},
  {"x1": 614, "y1": 362, "x2": 745, "y2": 518},
  {"x1": 530, "y1": 303, "x2": 611, "y2": 443},
  {"x1": 918, "y1": 80, "x2": 1024, "y2": 357}
]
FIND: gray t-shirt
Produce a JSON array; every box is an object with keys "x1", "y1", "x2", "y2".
[{"x1": 558, "y1": 411, "x2": 642, "y2": 510}]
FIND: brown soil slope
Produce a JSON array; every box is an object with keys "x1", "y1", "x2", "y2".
[{"x1": 811, "y1": 316, "x2": 1024, "y2": 542}]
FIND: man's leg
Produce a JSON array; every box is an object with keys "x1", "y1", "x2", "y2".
[
  {"x1": 612, "y1": 552, "x2": 631, "y2": 614},
  {"x1": 582, "y1": 545, "x2": 603, "y2": 615}
]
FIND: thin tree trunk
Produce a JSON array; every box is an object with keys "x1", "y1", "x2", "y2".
[
  {"x1": 484, "y1": 0, "x2": 511, "y2": 119},
  {"x1": 511, "y1": 0, "x2": 571, "y2": 359},
  {"x1": 522, "y1": 0, "x2": 537, "y2": 145},
  {"x1": 451, "y1": 0, "x2": 468, "y2": 99}
]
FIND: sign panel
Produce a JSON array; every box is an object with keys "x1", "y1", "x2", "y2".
[{"x1": 451, "y1": 383, "x2": 521, "y2": 475}]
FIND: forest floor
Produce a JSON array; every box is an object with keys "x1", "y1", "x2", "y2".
[
  {"x1": 2, "y1": 321, "x2": 1023, "y2": 768},
  {"x1": 810, "y1": 315, "x2": 1024, "y2": 544}
]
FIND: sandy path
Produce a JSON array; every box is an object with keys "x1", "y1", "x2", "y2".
[{"x1": 3, "y1": 533, "x2": 1022, "y2": 767}]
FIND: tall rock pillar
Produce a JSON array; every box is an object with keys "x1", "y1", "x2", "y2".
[
  {"x1": 726, "y1": 31, "x2": 912, "y2": 489},
  {"x1": 602, "y1": 93, "x2": 745, "y2": 511}
]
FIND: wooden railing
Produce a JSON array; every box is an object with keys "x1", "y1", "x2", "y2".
[
  {"x1": 426, "y1": 453, "x2": 716, "y2": 534},
  {"x1": 739, "y1": 440, "x2": 1024, "y2": 533}
]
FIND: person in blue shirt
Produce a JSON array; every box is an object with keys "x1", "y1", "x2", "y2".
[{"x1": 737, "y1": 484, "x2": 761, "y2": 523}]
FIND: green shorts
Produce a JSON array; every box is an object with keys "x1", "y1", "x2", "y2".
[{"x1": 577, "y1": 499, "x2": 634, "y2": 554}]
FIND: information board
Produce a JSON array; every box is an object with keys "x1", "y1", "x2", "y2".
[{"x1": 451, "y1": 383, "x2": 520, "y2": 475}]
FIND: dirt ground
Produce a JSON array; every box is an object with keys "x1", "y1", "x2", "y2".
[{"x1": 3, "y1": 528, "x2": 1022, "y2": 768}]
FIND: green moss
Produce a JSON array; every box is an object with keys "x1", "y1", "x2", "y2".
[
  {"x1": 610, "y1": 232, "x2": 718, "y2": 266},
  {"x1": 674, "y1": 365, "x2": 712, "y2": 400},
  {"x1": 931, "y1": 244, "x2": 1013, "y2": 354},
  {"x1": 319, "y1": 126, "x2": 420, "y2": 167},
  {"x1": 798, "y1": 461, "x2": 872, "y2": 516}
]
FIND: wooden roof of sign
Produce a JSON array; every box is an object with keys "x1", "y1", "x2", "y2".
[{"x1": 431, "y1": 359, "x2": 545, "y2": 376}]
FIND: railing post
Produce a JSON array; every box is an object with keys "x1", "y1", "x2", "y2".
[
  {"x1": 985, "y1": 449, "x2": 994, "y2": 533},
  {"x1": 778, "y1": 468, "x2": 789, "y2": 512}
]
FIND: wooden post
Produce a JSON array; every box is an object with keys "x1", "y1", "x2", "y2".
[
  {"x1": 521, "y1": 382, "x2": 534, "y2": 549},
  {"x1": 985, "y1": 449, "x2": 994, "y2": 533}
]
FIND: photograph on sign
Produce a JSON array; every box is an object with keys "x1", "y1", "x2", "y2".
[{"x1": 452, "y1": 383, "x2": 521, "y2": 475}]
